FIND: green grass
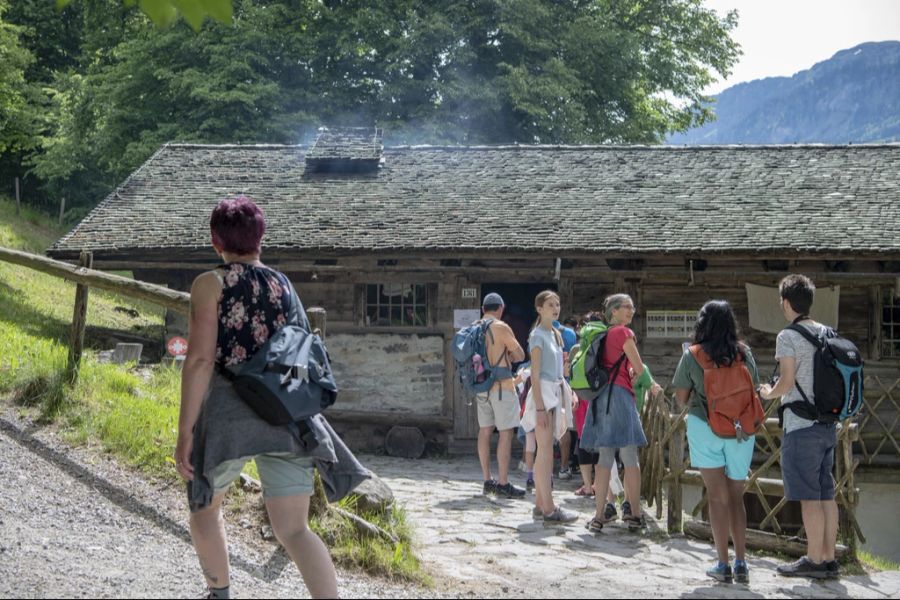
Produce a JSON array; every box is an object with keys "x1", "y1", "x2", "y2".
[
  {"x1": 0, "y1": 197, "x2": 425, "y2": 582},
  {"x1": 316, "y1": 497, "x2": 428, "y2": 583},
  {"x1": 859, "y1": 550, "x2": 900, "y2": 572}
]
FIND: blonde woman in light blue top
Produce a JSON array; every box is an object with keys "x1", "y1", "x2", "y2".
[{"x1": 527, "y1": 290, "x2": 578, "y2": 524}]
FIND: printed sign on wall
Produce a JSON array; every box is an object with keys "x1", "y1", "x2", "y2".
[{"x1": 454, "y1": 309, "x2": 481, "y2": 329}]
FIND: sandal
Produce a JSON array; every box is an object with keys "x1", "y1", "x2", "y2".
[
  {"x1": 585, "y1": 516, "x2": 604, "y2": 533},
  {"x1": 574, "y1": 485, "x2": 595, "y2": 497},
  {"x1": 624, "y1": 513, "x2": 647, "y2": 530}
]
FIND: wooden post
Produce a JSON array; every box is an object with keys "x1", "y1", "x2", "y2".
[
  {"x1": 306, "y1": 306, "x2": 330, "y2": 516},
  {"x1": 667, "y1": 416, "x2": 685, "y2": 533},
  {"x1": 66, "y1": 250, "x2": 93, "y2": 384},
  {"x1": 841, "y1": 427, "x2": 859, "y2": 559},
  {"x1": 14, "y1": 177, "x2": 20, "y2": 215},
  {"x1": 59, "y1": 196, "x2": 66, "y2": 225},
  {"x1": 308, "y1": 306, "x2": 327, "y2": 338}
]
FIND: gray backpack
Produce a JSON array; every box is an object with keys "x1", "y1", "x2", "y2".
[{"x1": 219, "y1": 272, "x2": 337, "y2": 424}]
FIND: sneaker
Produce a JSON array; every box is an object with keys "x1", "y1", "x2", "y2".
[
  {"x1": 603, "y1": 502, "x2": 618, "y2": 522},
  {"x1": 496, "y1": 482, "x2": 526, "y2": 499},
  {"x1": 776, "y1": 556, "x2": 829, "y2": 579},
  {"x1": 543, "y1": 506, "x2": 579, "y2": 524},
  {"x1": 824, "y1": 560, "x2": 840, "y2": 580},
  {"x1": 483, "y1": 479, "x2": 498, "y2": 495},
  {"x1": 558, "y1": 468, "x2": 572, "y2": 480},
  {"x1": 525, "y1": 477, "x2": 535, "y2": 492},
  {"x1": 622, "y1": 500, "x2": 632, "y2": 518},
  {"x1": 706, "y1": 562, "x2": 733, "y2": 584},
  {"x1": 734, "y1": 560, "x2": 749, "y2": 584}
]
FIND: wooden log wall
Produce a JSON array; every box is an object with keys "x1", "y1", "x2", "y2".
[{"x1": 145, "y1": 254, "x2": 898, "y2": 449}]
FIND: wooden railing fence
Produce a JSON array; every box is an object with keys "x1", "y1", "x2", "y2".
[
  {"x1": 1, "y1": 246, "x2": 337, "y2": 383},
  {"x1": 640, "y1": 389, "x2": 863, "y2": 560}
]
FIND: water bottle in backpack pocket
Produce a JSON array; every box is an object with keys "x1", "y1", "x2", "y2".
[{"x1": 453, "y1": 318, "x2": 514, "y2": 396}]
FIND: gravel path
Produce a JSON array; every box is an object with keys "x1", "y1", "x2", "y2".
[
  {"x1": 2, "y1": 404, "x2": 899, "y2": 599},
  {"x1": 0, "y1": 408, "x2": 456, "y2": 599}
]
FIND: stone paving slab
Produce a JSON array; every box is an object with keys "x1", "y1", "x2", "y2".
[{"x1": 365, "y1": 454, "x2": 900, "y2": 599}]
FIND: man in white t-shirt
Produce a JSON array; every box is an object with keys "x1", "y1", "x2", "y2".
[{"x1": 760, "y1": 274, "x2": 839, "y2": 580}]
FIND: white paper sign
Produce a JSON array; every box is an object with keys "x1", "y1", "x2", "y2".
[{"x1": 454, "y1": 309, "x2": 481, "y2": 329}]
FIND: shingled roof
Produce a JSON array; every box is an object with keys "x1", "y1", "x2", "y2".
[{"x1": 48, "y1": 143, "x2": 900, "y2": 260}]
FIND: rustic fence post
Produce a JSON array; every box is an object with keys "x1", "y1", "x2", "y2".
[
  {"x1": 840, "y1": 423, "x2": 860, "y2": 560},
  {"x1": 306, "y1": 306, "x2": 330, "y2": 516},
  {"x1": 15, "y1": 177, "x2": 20, "y2": 215},
  {"x1": 65, "y1": 250, "x2": 93, "y2": 384},
  {"x1": 667, "y1": 416, "x2": 685, "y2": 533},
  {"x1": 308, "y1": 306, "x2": 327, "y2": 338},
  {"x1": 59, "y1": 196, "x2": 66, "y2": 225}
]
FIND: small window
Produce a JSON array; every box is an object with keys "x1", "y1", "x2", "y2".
[
  {"x1": 646, "y1": 310, "x2": 695, "y2": 339},
  {"x1": 882, "y1": 288, "x2": 900, "y2": 358},
  {"x1": 365, "y1": 284, "x2": 427, "y2": 327}
]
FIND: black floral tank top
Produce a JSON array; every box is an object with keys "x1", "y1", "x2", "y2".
[{"x1": 215, "y1": 263, "x2": 291, "y2": 366}]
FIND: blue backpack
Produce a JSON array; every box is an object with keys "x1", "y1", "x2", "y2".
[
  {"x1": 779, "y1": 322, "x2": 864, "y2": 425},
  {"x1": 453, "y1": 318, "x2": 514, "y2": 396}
]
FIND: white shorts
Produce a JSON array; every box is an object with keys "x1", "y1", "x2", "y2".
[{"x1": 476, "y1": 387, "x2": 520, "y2": 431}]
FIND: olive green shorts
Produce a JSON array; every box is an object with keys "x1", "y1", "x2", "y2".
[{"x1": 211, "y1": 453, "x2": 315, "y2": 498}]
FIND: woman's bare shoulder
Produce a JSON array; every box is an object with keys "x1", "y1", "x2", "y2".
[{"x1": 190, "y1": 270, "x2": 223, "y2": 299}]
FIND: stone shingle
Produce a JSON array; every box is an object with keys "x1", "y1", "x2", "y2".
[{"x1": 48, "y1": 143, "x2": 900, "y2": 258}]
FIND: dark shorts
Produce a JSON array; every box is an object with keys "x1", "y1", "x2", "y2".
[
  {"x1": 577, "y1": 447, "x2": 600, "y2": 466},
  {"x1": 781, "y1": 423, "x2": 837, "y2": 501}
]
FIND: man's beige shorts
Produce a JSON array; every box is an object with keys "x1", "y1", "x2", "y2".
[{"x1": 476, "y1": 388, "x2": 520, "y2": 431}]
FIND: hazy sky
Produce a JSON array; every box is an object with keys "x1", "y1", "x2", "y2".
[{"x1": 704, "y1": 0, "x2": 900, "y2": 94}]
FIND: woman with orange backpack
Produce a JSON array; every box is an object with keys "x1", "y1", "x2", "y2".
[{"x1": 672, "y1": 300, "x2": 764, "y2": 585}]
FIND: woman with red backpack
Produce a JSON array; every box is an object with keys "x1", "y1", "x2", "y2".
[{"x1": 673, "y1": 300, "x2": 764, "y2": 585}]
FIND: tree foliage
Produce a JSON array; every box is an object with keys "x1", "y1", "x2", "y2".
[
  {"x1": 2, "y1": 0, "x2": 739, "y2": 214},
  {"x1": 0, "y1": 0, "x2": 43, "y2": 155},
  {"x1": 58, "y1": 0, "x2": 233, "y2": 30}
]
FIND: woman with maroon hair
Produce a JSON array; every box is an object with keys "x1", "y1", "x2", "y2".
[{"x1": 173, "y1": 196, "x2": 338, "y2": 599}]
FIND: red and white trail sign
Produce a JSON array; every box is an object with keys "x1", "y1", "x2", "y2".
[{"x1": 166, "y1": 336, "x2": 188, "y2": 357}]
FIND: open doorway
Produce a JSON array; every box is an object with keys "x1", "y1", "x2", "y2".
[{"x1": 481, "y1": 282, "x2": 557, "y2": 363}]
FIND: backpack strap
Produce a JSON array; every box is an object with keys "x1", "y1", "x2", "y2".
[
  {"x1": 786, "y1": 323, "x2": 824, "y2": 350},
  {"x1": 688, "y1": 344, "x2": 714, "y2": 370},
  {"x1": 481, "y1": 318, "x2": 514, "y2": 400},
  {"x1": 777, "y1": 321, "x2": 823, "y2": 427},
  {"x1": 690, "y1": 344, "x2": 745, "y2": 370},
  {"x1": 590, "y1": 349, "x2": 626, "y2": 423},
  {"x1": 603, "y1": 353, "x2": 628, "y2": 416}
]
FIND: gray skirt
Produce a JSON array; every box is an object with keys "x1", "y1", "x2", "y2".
[{"x1": 578, "y1": 384, "x2": 648, "y2": 450}]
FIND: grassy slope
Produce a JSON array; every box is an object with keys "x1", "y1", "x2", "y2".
[{"x1": 0, "y1": 197, "x2": 424, "y2": 581}]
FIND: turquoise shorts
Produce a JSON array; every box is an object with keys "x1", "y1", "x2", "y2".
[
  {"x1": 686, "y1": 414, "x2": 755, "y2": 481},
  {"x1": 211, "y1": 453, "x2": 315, "y2": 498}
]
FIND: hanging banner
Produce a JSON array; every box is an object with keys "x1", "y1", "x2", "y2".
[{"x1": 745, "y1": 283, "x2": 839, "y2": 334}]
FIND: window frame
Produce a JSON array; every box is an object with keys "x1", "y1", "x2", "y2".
[
  {"x1": 363, "y1": 282, "x2": 431, "y2": 329},
  {"x1": 882, "y1": 286, "x2": 900, "y2": 359}
]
